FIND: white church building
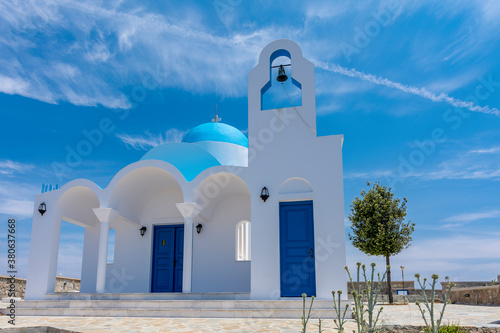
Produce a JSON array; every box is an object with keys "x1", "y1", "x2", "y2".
[{"x1": 26, "y1": 39, "x2": 347, "y2": 302}]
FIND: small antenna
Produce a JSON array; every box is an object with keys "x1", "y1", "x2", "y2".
[{"x1": 212, "y1": 104, "x2": 221, "y2": 123}]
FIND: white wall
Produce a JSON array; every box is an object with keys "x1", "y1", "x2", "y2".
[{"x1": 192, "y1": 194, "x2": 251, "y2": 292}]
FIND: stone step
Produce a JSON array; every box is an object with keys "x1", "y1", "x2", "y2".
[
  {"x1": 43, "y1": 292, "x2": 252, "y2": 301},
  {"x1": 2, "y1": 307, "x2": 346, "y2": 319},
  {"x1": 14, "y1": 300, "x2": 339, "y2": 310},
  {"x1": 0, "y1": 299, "x2": 352, "y2": 319}
]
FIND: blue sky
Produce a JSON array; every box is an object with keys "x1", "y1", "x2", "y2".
[{"x1": 1, "y1": 0, "x2": 500, "y2": 284}]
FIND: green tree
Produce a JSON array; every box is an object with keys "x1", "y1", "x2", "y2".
[{"x1": 348, "y1": 181, "x2": 415, "y2": 304}]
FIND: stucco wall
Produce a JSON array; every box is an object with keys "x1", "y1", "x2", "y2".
[{"x1": 192, "y1": 193, "x2": 251, "y2": 292}]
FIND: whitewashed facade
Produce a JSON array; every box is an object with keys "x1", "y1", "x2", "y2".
[{"x1": 25, "y1": 39, "x2": 347, "y2": 301}]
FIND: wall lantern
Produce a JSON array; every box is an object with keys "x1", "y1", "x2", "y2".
[
  {"x1": 195, "y1": 223, "x2": 203, "y2": 234},
  {"x1": 139, "y1": 226, "x2": 147, "y2": 237},
  {"x1": 260, "y1": 187, "x2": 270, "y2": 202},
  {"x1": 38, "y1": 202, "x2": 47, "y2": 216}
]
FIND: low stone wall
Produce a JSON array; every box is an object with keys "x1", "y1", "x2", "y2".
[
  {"x1": 384, "y1": 325, "x2": 500, "y2": 333},
  {"x1": 448, "y1": 285, "x2": 500, "y2": 305},
  {"x1": 348, "y1": 281, "x2": 415, "y2": 294},
  {"x1": 54, "y1": 277, "x2": 80, "y2": 293},
  {"x1": 442, "y1": 280, "x2": 499, "y2": 291},
  {"x1": 0, "y1": 276, "x2": 80, "y2": 299},
  {"x1": 0, "y1": 275, "x2": 26, "y2": 299}
]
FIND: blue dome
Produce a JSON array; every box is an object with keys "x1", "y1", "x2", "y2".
[
  {"x1": 182, "y1": 123, "x2": 248, "y2": 147},
  {"x1": 140, "y1": 142, "x2": 221, "y2": 181}
]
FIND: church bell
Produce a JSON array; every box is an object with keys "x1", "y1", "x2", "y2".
[{"x1": 276, "y1": 65, "x2": 288, "y2": 82}]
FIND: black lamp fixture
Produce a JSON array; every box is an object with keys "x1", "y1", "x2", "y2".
[
  {"x1": 195, "y1": 223, "x2": 203, "y2": 234},
  {"x1": 260, "y1": 187, "x2": 270, "y2": 202},
  {"x1": 38, "y1": 202, "x2": 47, "y2": 216},
  {"x1": 140, "y1": 226, "x2": 147, "y2": 237}
]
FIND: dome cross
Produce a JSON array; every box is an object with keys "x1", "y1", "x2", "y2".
[{"x1": 212, "y1": 104, "x2": 221, "y2": 123}]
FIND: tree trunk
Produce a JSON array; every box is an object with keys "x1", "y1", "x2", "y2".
[{"x1": 386, "y1": 255, "x2": 393, "y2": 304}]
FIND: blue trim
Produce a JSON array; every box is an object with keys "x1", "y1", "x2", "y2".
[{"x1": 279, "y1": 200, "x2": 316, "y2": 297}]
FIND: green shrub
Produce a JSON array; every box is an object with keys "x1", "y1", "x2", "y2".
[{"x1": 423, "y1": 323, "x2": 467, "y2": 333}]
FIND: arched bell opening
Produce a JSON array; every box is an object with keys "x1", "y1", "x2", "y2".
[{"x1": 261, "y1": 49, "x2": 302, "y2": 111}]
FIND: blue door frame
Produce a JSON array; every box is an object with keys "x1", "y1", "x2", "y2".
[
  {"x1": 279, "y1": 201, "x2": 316, "y2": 297},
  {"x1": 151, "y1": 225, "x2": 184, "y2": 293}
]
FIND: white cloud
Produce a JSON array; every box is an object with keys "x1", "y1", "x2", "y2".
[
  {"x1": 0, "y1": 198, "x2": 34, "y2": 218},
  {"x1": 0, "y1": 1, "x2": 295, "y2": 108},
  {"x1": 468, "y1": 147, "x2": 500, "y2": 154},
  {"x1": 117, "y1": 128, "x2": 187, "y2": 150},
  {"x1": 0, "y1": 160, "x2": 34, "y2": 176},
  {"x1": 313, "y1": 60, "x2": 500, "y2": 117},
  {"x1": 0, "y1": 74, "x2": 30, "y2": 95},
  {"x1": 304, "y1": 1, "x2": 350, "y2": 20},
  {"x1": 0, "y1": 180, "x2": 38, "y2": 218},
  {"x1": 442, "y1": 210, "x2": 500, "y2": 223},
  {"x1": 344, "y1": 170, "x2": 393, "y2": 180}
]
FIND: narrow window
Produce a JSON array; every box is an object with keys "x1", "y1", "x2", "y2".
[
  {"x1": 107, "y1": 228, "x2": 115, "y2": 264},
  {"x1": 236, "y1": 220, "x2": 251, "y2": 261}
]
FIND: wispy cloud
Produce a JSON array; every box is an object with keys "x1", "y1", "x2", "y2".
[
  {"x1": 348, "y1": 146, "x2": 500, "y2": 183},
  {"x1": 0, "y1": 159, "x2": 34, "y2": 176},
  {"x1": 442, "y1": 210, "x2": 500, "y2": 223},
  {"x1": 344, "y1": 170, "x2": 393, "y2": 180},
  {"x1": 468, "y1": 147, "x2": 500, "y2": 154},
  {"x1": 117, "y1": 129, "x2": 187, "y2": 150},
  {"x1": 0, "y1": 180, "x2": 38, "y2": 218},
  {"x1": 0, "y1": 1, "x2": 293, "y2": 108},
  {"x1": 313, "y1": 60, "x2": 500, "y2": 116}
]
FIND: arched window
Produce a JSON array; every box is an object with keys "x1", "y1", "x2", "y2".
[
  {"x1": 107, "y1": 228, "x2": 115, "y2": 264},
  {"x1": 236, "y1": 220, "x2": 251, "y2": 261}
]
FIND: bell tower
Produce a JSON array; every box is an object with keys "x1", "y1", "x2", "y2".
[
  {"x1": 246, "y1": 40, "x2": 347, "y2": 300},
  {"x1": 248, "y1": 39, "x2": 317, "y2": 139}
]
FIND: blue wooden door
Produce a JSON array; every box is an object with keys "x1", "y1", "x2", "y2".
[
  {"x1": 151, "y1": 225, "x2": 184, "y2": 292},
  {"x1": 279, "y1": 201, "x2": 316, "y2": 297}
]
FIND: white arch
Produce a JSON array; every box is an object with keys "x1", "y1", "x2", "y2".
[
  {"x1": 279, "y1": 177, "x2": 313, "y2": 195},
  {"x1": 107, "y1": 166, "x2": 184, "y2": 223}
]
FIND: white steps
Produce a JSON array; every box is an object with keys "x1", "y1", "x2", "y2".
[{"x1": 1, "y1": 297, "x2": 351, "y2": 319}]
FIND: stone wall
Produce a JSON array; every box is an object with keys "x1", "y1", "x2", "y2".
[
  {"x1": 0, "y1": 275, "x2": 26, "y2": 299},
  {"x1": 448, "y1": 285, "x2": 500, "y2": 305},
  {"x1": 54, "y1": 277, "x2": 81, "y2": 293},
  {"x1": 348, "y1": 281, "x2": 415, "y2": 294},
  {"x1": 441, "y1": 281, "x2": 498, "y2": 291},
  {"x1": 0, "y1": 276, "x2": 80, "y2": 299}
]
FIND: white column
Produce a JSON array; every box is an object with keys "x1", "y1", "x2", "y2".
[
  {"x1": 182, "y1": 217, "x2": 193, "y2": 293},
  {"x1": 96, "y1": 220, "x2": 109, "y2": 293},
  {"x1": 176, "y1": 203, "x2": 204, "y2": 294},
  {"x1": 93, "y1": 208, "x2": 119, "y2": 294},
  {"x1": 25, "y1": 208, "x2": 61, "y2": 300}
]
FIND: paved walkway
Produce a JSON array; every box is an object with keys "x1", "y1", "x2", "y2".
[{"x1": 1, "y1": 304, "x2": 499, "y2": 332}]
